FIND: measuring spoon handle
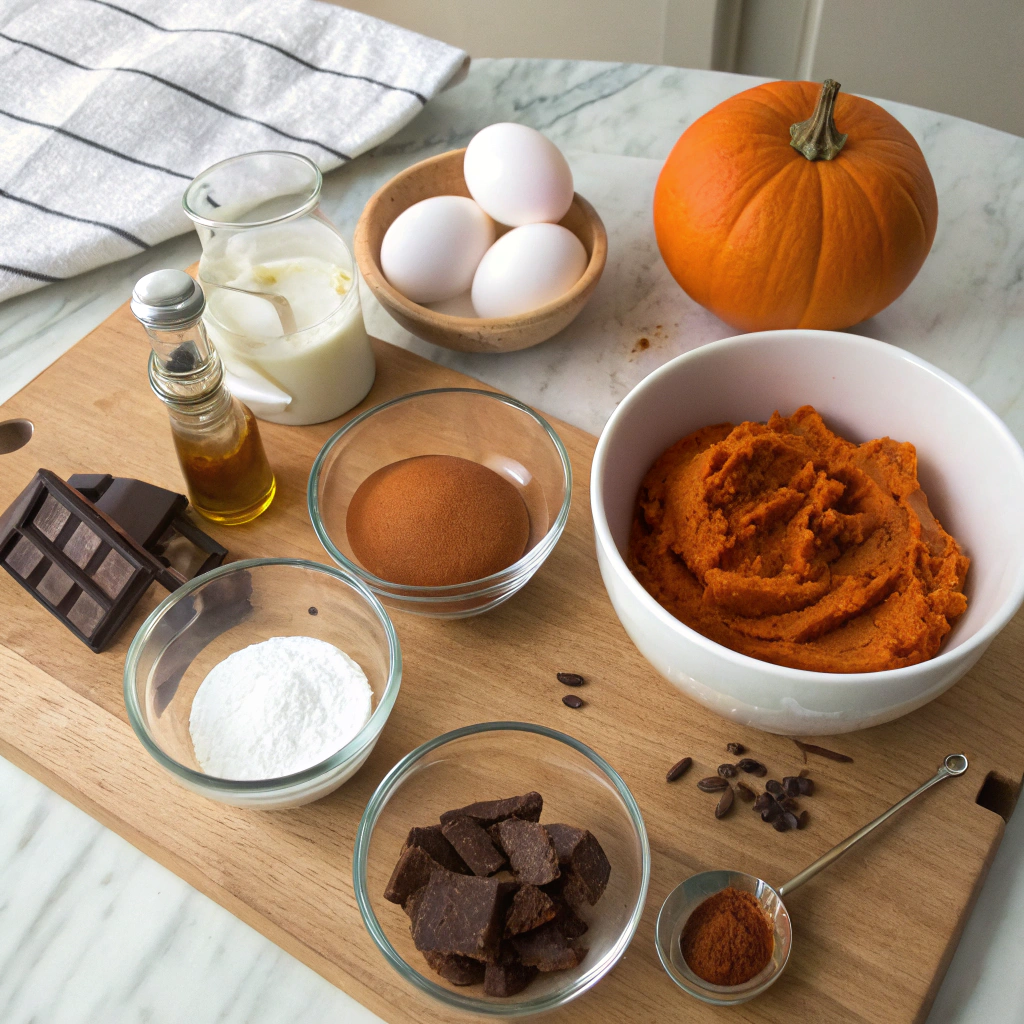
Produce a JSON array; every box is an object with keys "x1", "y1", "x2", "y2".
[{"x1": 777, "y1": 753, "x2": 969, "y2": 898}]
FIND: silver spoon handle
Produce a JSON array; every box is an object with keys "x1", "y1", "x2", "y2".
[{"x1": 778, "y1": 753, "x2": 968, "y2": 898}]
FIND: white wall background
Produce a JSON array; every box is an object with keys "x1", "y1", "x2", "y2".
[{"x1": 330, "y1": 0, "x2": 1024, "y2": 137}]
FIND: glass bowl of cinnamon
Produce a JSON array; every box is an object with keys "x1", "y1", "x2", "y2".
[{"x1": 308, "y1": 388, "x2": 572, "y2": 617}]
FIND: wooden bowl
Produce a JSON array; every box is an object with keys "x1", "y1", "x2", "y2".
[{"x1": 354, "y1": 148, "x2": 607, "y2": 353}]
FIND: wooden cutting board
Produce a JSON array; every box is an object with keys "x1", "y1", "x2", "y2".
[{"x1": 0, "y1": 296, "x2": 1021, "y2": 1024}]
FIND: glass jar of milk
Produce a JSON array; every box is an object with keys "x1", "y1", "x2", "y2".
[{"x1": 183, "y1": 152, "x2": 375, "y2": 426}]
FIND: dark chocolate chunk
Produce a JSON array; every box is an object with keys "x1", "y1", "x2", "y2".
[
  {"x1": 543, "y1": 824, "x2": 610, "y2": 907},
  {"x1": 551, "y1": 899, "x2": 589, "y2": 940},
  {"x1": 797, "y1": 776, "x2": 815, "y2": 796},
  {"x1": 423, "y1": 949, "x2": 486, "y2": 986},
  {"x1": 494, "y1": 819, "x2": 560, "y2": 885},
  {"x1": 411, "y1": 870, "x2": 517, "y2": 963},
  {"x1": 666, "y1": 756, "x2": 693, "y2": 782},
  {"x1": 403, "y1": 885, "x2": 426, "y2": 923},
  {"x1": 556, "y1": 672, "x2": 585, "y2": 687},
  {"x1": 726, "y1": 742, "x2": 746, "y2": 755},
  {"x1": 505, "y1": 884, "x2": 557, "y2": 936},
  {"x1": 441, "y1": 817, "x2": 507, "y2": 876},
  {"x1": 484, "y1": 957, "x2": 538, "y2": 997},
  {"x1": 404, "y1": 824, "x2": 470, "y2": 874},
  {"x1": 761, "y1": 801, "x2": 783, "y2": 824},
  {"x1": 441, "y1": 792, "x2": 543, "y2": 828},
  {"x1": 384, "y1": 846, "x2": 444, "y2": 905},
  {"x1": 512, "y1": 921, "x2": 587, "y2": 972}
]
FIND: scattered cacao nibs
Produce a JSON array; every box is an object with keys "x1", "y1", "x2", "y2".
[
  {"x1": 779, "y1": 797, "x2": 800, "y2": 813},
  {"x1": 715, "y1": 786, "x2": 734, "y2": 818},
  {"x1": 735, "y1": 782, "x2": 756, "y2": 803},
  {"x1": 561, "y1": 694, "x2": 584, "y2": 709},
  {"x1": 666, "y1": 756, "x2": 693, "y2": 782},
  {"x1": 697, "y1": 776, "x2": 729, "y2": 793},
  {"x1": 772, "y1": 816, "x2": 791, "y2": 832},
  {"x1": 796, "y1": 810, "x2": 809, "y2": 829},
  {"x1": 783, "y1": 811, "x2": 800, "y2": 830},
  {"x1": 792, "y1": 739, "x2": 853, "y2": 763},
  {"x1": 717, "y1": 763, "x2": 738, "y2": 778},
  {"x1": 736, "y1": 758, "x2": 767, "y2": 777},
  {"x1": 797, "y1": 777, "x2": 815, "y2": 796},
  {"x1": 765, "y1": 779, "x2": 784, "y2": 798},
  {"x1": 556, "y1": 672, "x2": 585, "y2": 687},
  {"x1": 782, "y1": 777, "x2": 801, "y2": 798},
  {"x1": 761, "y1": 802, "x2": 783, "y2": 824},
  {"x1": 725, "y1": 742, "x2": 746, "y2": 755},
  {"x1": 753, "y1": 793, "x2": 773, "y2": 813}
]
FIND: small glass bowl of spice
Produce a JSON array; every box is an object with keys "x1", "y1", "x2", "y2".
[
  {"x1": 655, "y1": 869, "x2": 791, "y2": 1005},
  {"x1": 308, "y1": 388, "x2": 572, "y2": 617}
]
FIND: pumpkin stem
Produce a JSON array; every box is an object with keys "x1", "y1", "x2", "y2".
[{"x1": 790, "y1": 79, "x2": 848, "y2": 161}]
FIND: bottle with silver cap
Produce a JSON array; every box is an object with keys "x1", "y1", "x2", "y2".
[{"x1": 131, "y1": 270, "x2": 275, "y2": 525}]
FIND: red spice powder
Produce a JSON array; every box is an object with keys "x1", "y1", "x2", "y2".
[{"x1": 680, "y1": 887, "x2": 774, "y2": 986}]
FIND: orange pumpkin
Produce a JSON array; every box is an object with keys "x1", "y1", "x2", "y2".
[{"x1": 653, "y1": 80, "x2": 938, "y2": 332}]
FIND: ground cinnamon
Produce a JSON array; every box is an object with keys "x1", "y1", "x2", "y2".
[
  {"x1": 680, "y1": 887, "x2": 773, "y2": 986},
  {"x1": 346, "y1": 454, "x2": 530, "y2": 586}
]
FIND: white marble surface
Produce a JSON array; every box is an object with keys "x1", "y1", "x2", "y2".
[{"x1": 1, "y1": 58, "x2": 1023, "y2": 1023}]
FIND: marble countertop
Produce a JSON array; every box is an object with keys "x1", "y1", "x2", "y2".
[{"x1": 1, "y1": 58, "x2": 1022, "y2": 1023}]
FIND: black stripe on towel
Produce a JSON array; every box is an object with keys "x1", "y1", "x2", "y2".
[
  {"x1": 0, "y1": 188, "x2": 149, "y2": 248},
  {"x1": 0, "y1": 263, "x2": 63, "y2": 283},
  {"x1": 0, "y1": 32, "x2": 352, "y2": 162},
  {"x1": 0, "y1": 108, "x2": 193, "y2": 180},
  {"x1": 83, "y1": 0, "x2": 429, "y2": 104}
]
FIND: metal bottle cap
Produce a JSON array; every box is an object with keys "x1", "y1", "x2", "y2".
[{"x1": 131, "y1": 270, "x2": 206, "y2": 328}]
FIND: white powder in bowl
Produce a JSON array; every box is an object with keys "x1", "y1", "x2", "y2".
[{"x1": 189, "y1": 635, "x2": 373, "y2": 781}]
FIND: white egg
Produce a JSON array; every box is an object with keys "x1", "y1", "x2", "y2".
[
  {"x1": 380, "y1": 196, "x2": 496, "y2": 304},
  {"x1": 471, "y1": 223, "x2": 588, "y2": 319},
  {"x1": 463, "y1": 123, "x2": 574, "y2": 227}
]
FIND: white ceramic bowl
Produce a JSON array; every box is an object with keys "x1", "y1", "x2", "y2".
[{"x1": 591, "y1": 331, "x2": 1024, "y2": 735}]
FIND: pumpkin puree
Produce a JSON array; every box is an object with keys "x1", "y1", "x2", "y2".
[{"x1": 628, "y1": 406, "x2": 968, "y2": 673}]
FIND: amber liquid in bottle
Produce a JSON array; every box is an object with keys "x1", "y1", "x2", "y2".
[{"x1": 170, "y1": 398, "x2": 276, "y2": 525}]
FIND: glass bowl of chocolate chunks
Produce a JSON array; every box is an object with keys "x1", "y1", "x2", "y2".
[{"x1": 354, "y1": 721, "x2": 650, "y2": 1015}]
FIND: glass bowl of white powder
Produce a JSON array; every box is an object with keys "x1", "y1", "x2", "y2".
[{"x1": 123, "y1": 558, "x2": 401, "y2": 809}]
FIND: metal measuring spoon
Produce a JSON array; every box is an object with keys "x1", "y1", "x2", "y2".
[
  {"x1": 656, "y1": 753, "x2": 969, "y2": 1005},
  {"x1": 0, "y1": 418, "x2": 33, "y2": 454}
]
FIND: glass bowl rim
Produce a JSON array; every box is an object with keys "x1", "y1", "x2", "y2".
[
  {"x1": 122, "y1": 557, "x2": 402, "y2": 792},
  {"x1": 182, "y1": 150, "x2": 323, "y2": 229},
  {"x1": 353, "y1": 720, "x2": 652, "y2": 1016},
  {"x1": 307, "y1": 388, "x2": 574, "y2": 596}
]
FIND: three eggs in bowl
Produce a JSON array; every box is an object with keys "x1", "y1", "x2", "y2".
[{"x1": 379, "y1": 123, "x2": 589, "y2": 320}]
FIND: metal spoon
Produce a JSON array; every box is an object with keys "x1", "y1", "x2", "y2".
[
  {"x1": 210, "y1": 282, "x2": 297, "y2": 335},
  {"x1": 0, "y1": 418, "x2": 33, "y2": 454},
  {"x1": 656, "y1": 753, "x2": 969, "y2": 1006}
]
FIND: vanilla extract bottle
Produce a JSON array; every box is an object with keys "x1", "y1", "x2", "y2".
[{"x1": 131, "y1": 270, "x2": 275, "y2": 525}]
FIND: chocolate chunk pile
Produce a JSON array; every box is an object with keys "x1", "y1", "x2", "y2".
[{"x1": 384, "y1": 792, "x2": 611, "y2": 998}]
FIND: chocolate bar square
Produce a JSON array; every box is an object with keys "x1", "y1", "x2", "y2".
[
  {"x1": 543, "y1": 824, "x2": 610, "y2": 906},
  {"x1": 511, "y1": 921, "x2": 587, "y2": 972},
  {"x1": 404, "y1": 824, "x2": 470, "y2": 874},
  {"x1": 441, "y1": 817, "x2": 507, "y2": 876},
  {"x1": 423, "y1": 950, "x2": 486, "y2": 986},
  {"x1": 440, "y1": 792, "x2": 542, "y2": 828},
  {"x1": 505, "y1": 884, "x2": 557, "y2": 937},
  {"x1": 411, "y1": 871, "x2": 516, "y2": 963},
  {"x1": 493, "y1": 819, "x2": 560, "y2": 886},
  {"x1": 384, "y1": 845, "x2": 444, "y2": 906}
]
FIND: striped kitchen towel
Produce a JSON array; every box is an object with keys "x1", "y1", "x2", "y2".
[{"x1": 0, "y1": 0, "x2": 468, "y2": 300}]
